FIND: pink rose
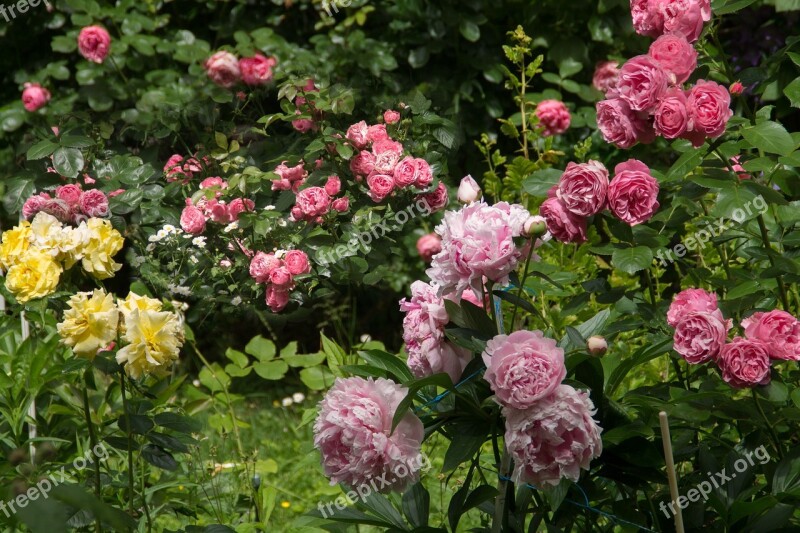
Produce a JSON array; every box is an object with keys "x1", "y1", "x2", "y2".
[
  {"x1": 416, "y1": 182, "x2": 449, "y2": 212},
  {"x1": 535, "y1": 100, "x2": 571, "y2": 137},
  {"x1": 673, "y1": 311, "x2": 729, "y2": 364},
  {"x1": 556, "y1": 161, "x2": 609, "y2": 217},
  {"x1": 596, "y1": 98, "x2": 656, "y2": 149},
  {"x1": 56, "y1": 184, "x2": 83, "y2": 207},
  {"x1": 164, "y1": 154, "x2": 191, "y2": 182},
  {"x1": 482, "y1": 330, "x2": 566, "y2": 409},
  {"x1": 367, "y1": 124, "x2": 389, "y2": 144},
  {"x1": 284, "y1": 250, "x2": 311, "y2": 275},
  {"x1": 238, "y1": 54, "x2": 277, "y2": 86},
  {"x1": 249, "y1": 252, "x2": 281, "y2": 284},
  {"x1": 607, "y1": 159, "x2": 659, "y2": 225},
  {"x1": 367, "y1": 173, "x2": 395, "y2": 202},
  {"x1": 228, "y1": 198, "x2": 254, "y2": 221},
  {"x1": 332, "y1": 196, "x2": 350, "y2": 213},
  {"x1": 313, "y1": 377, "x2": 425, "y2": 492},
  {"x1": 539, "y1": 197, "x2": 587, "y2": 243},
  {"x1": 414, "y1": 159, "x2": 433, "y2": 189},
  {"x1": 42, "y1": 199, "x2": 72, "y2": 222},
  {"x1": 269, "y1": 266, "x2": 294, "y2": 289},
  {"x1": 631, "y1": 0, "x2": 661, "y2": 37},
  {"x1": 729, "y1": 81, "x2": 744, "y2": 96},
  {"x1": 393, "y1": 157, "x2": 421, "y2": 188},
  {"x1": 504, "y1": 384, "x2": 602, "y2": 487},
  {"x1": 265, "y1": 285, "x2": 290, "y2": 313},
  {"x1": 592, "y1": 61, "x2": 621, "y2": 93},
  {"x1": 346, "y1": 121, "x2": 369, "y2": 150},
  {"x1": 180, "y1": 205, "x2": 206, "y2": 234},
  {"x1": 295, "y1": 187, "x2": 331, "y2": 219},
  {"x1": 654, "y1": 0, "x2": 705, "y2": 42},
  {"x1": 384, "y1": 110, "x2": 401, "y2": 124},
  {"x1": 667, "y1": 288, "x2": 719, "y2": 327},
  {"x1": 79, "y1": 189, "x2": 110, "y2": 218},
  {"x1": 77, "y1": 26, "x2": 111, "y2": 63},
  {"x1": 22, "y1": 193, "x2": 50, "y2": 220},
  {"x1": 349, "y1": 150, "x2": 376, "y2": 177},
  {"x1": 648, "y1": 34, "x2": 697, "y2": 85},
  {"x1": 371, "y1": 139, "x2": 404, "y2": 174},
  {"x1": 731, "y1": 156, "x2": 750, "y2": 180},
  {"x1": 616, "y1": 55, "x2": 669, "y2": 112},
  {"x1": 742, "y1": 310, "x2": 800, "y2": 361},
  {"x1": 416, "y1": 233, "x2": 442, "y2": 262},
  {"x1": 292, "y1": 117, "x2": 316, "y2": 133},
  {"x1": 273, "y1": 161, "x2": 308, "y2": 192},
  {"x1": 686, "y1": 80, "x2": 732, "y2": 141},
  {"x1": 717, "y1": 338, "x2": 771, "y2": 388},
  {"x1": 654, "y1": 88, "x2": 690, "y2": 138},
  {"x1": 205, "y1": 51, "x2": 241, "y2": 88},
  {"x1": 324, "y1": 175, "x2": 341, "y2": 196},
  {"x1": 21, "y1": 83, "x2": 51, "y2": 112}
]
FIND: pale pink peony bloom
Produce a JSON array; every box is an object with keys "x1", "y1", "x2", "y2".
[
  {"x1": 349, "y1": 150, "x2": 376, "y2": 177},
  {"x1": 523, "y1": 215, "x2": 548, "y2": 237},
  {"x1": 367, "y1": 124, "x2": 389, "y2": 144},
  {"x1": 284, "y1": 250, "x2": 311, "y2": 275},
  {"x1": 78, "y1": 26, "x2": 111, "y2": 63},
  {"x1": 667, "y1": 288, "x2": 719, "y2": 327},
  {"x1": 607, "y1": 159, "x2": 659, "y2": 226},
  {"x1": 416, "y1": 233, "x2": 442, "y2": 263},
  {"x1": 56, "y1": 184, "x2": 83, "y2": 207},
  {"x1": 539, "y1": 197, "x2": 587, "y2": 243},
  {"x1": 205, "y1": 51, "x2": 241, "y2": 88},
  {"x1": 346, "y1": 121, "x2": 369, "y2": 150},
  {"x1": 79, "y1": 189, "x2": 110, "y2": 218},
  {"x1": 686, "y1": 80, "x2": 732, "y2": 143},
  {"x1": 717, "y1": 338, "x2": 771, "y2": 388},
  {"x1": 180, "y1": 205, "x2": 206, "y2": 234},
  {"x1": 741, "y1": 310, "x2": 800, "y2": 361},
  {"x1": 332, "y1": 196, "x2": 350, "y2": 212},
  {"x1": 482, "y1": 330, "x2": 566, "y2": 409},
  {"x1": 457, "y1": 175, "x2": 482, "y2": 204},
  {"x1": 673, "y1": 311, "x2": 729, "y2": 364},
  {"x1": 314, "y1": 377, "x2": 425, "y2": 492},
  {"x1": 596, "y1": 98, "x2": 655, "y2": 149},
  {"x1": 587, "y1": 336, "x2": 608, "y2": 356},
  {"x1": 295, "y1": 187, "x2": 332, "y2": 220},
  {"x1": 556, "y1": 161, "x2": 609, "y2": 217},
  {"x1": 22, "y1": 193, "x2": 50, "y2": 220},
  {"x1": 238, "y1": 54, "x2": 277, "y2": 86},
  {"x1": 648, "y1": 33, "x2": 697, "y2": 85},
  {"x1": 371, "y1": 139, "x2": 404, "y2": 174},
  {"x1": 250, "y1": 252, "x2": 281, "y2": 284},
  {"x1": 265, "y1": 284, "x2": 290, "y2": 312},
  {"x1": 367, "y1": 173, "x2": 395, "y2": 203},
  {"x1": 324, "y1": 175, "x2": 341, "y2": 196},
  {"x1": 21, "y1": 83, "x2": 51, "y2": 112},
  {"x1": 384, "y1": 110, "x2": 401, "y2": 124},
  {"x1": 416, "y1": 183, "x2": 449, "y2": 212},
  {"x1": 616, "y1": 55, "x2": 669, "y2": 112},
  {"x1": 504, "y1": 384, "x2": 603, "y2": 487},
  {"x1": 535, "y1": 100, "x2": 571, "y2": 137},
  {"x1": 654, "y1": 88, "x2": 690, "y2": 139},
  {"x1": 592, "y1": 61, "x2": 621, "y2": 94}
]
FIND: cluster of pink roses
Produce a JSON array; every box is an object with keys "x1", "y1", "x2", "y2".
[
  {"x1": 179, "y1": 177, "x2": 254, "y2": 235},
  {"x1": 291, "y1": 79, "x2": 320, "y2": 133},
  {"x1": 483, "y1": 330, "x2": 603, "y2": 487},
  {"x1": 597, "y1": 4, "x2": 732, "y2": 149},
  {"x1": 163, "y1": 153, "x2": 209, "y2": 183},
  {"x1": 248, "y1": 249, "x2": 310, "y2": 312},
  {"x1": 668, "y1": 288, "x2": 800, "y2": 387},
  {"x1": 23, "y1": 185, "x2": 110, "y2": 222},
  {"x1": 540, "y1": 159, "x2": 660, "y2": 243},
  {"x1": 205, "y1": 50, "x2": 278, "y2": 88},
  {"x1": 287, "y1": 172, "x2": 349, "y2": 223}
]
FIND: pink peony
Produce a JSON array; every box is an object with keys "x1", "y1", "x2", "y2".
[
  {"x1": 295, "y1": 187, "x2": 331, "y2": 219},
  {"x1": 616, "y1": 55, "x2": 669, "y2": 113},
  {"x1": 556, "y1": 161, "x2": 609, "y2": 217},
  {"x1": 596, "y1": 98, "x2": 655, "y2": 149},
  {"x1": 592, "y1": 61, "x2": 621, "y2": 94},
  {"x1": 346, "y1": 121, "x2": 369, "y2": 150},
  {"x1": 417, "y1": 183, "x2": 449, "y2": 212},
  {"x1": 427, "y1": 201, "x2": 532, "y2": 299},
  {"x1": 77, "y1": 26, "x2": 111, "y2": 63},
  {"x1": 482, "y1": 330, "x2": 566, "y2": 409},
  {"x1": 238, "y1": 54, "x2": 277, "y2": 86},
  {"x1": 384, "y1": 110, "x2": 401, "y2": 124},
  {"x1": 717, "y1": 338, "x2": 772, "y2": 388},
  {"x1": 284, "y1": 250, "x2": 311, "y2": 275},
  {"x1": 686, "y1": 80, "x2": 732, "y2": 142},
  {"x1": 250, "y1": 252, "x2": 281, "y2": 284},
  {"x1": 607, "y1": 159, "x2": 659, "y2": 225},
  {"x1": 332, "y1": 196, "x2": 350, "y2": 213},
  {"x1": 205, "y1": 51, "x2": 241, "y2": 88},
  {"x1": 56, "y1": 184, "x2": 83, "y2": 207},
  {"x1": 371, "y1": 139, "x2": 404, "y2": 174},
  {"x1": 79, "y1": 189, "x2": 110, "y2": 218},
  {"x1": 535, "y1": 100, "x2": 571, "y2": 137},
  {"x1": 367, "y1": 124, "x2": 389, "y2": 144},
  {"x1": 21, "y1": 83, "x2": 51, "y2": 112},
  {"x1": 180, "y1": 205, "x2": 206, "y2": 234},
  {"x1": 22, "y1": 193, "x2": 50, "y2": 220},
  {"x1": 539, "y1": 197, "x2": 587, "y2": 243},
  {"x1": 648, "y1": 34, "x2": 697, "y2": 85},
  {"x1": 324, "y1": 175, "x2": 341, "y2": 196},
  {"x1": 350, "y1": 151, "x2": 376, "y2": 177},
  {"x1": 367, "y1": 173, "x2": 395, "y2": 203},
  {"x1": 741, "y1": 310, "x2": 800, "y2": 361},
  {"x1": 654, "y1": 88, "x2": 690, "y2": 139},
  {"x1": 416, "y1": 233, "x2": 442, "y2": 262},
  {"x1": 265, "y1": 285, "x2": 290, "y2": 313},
  {"x1": 314, "y1": 377, "x2": 425, "y2": 492},
  {"x1": 504, "y1": 384, "x2": 603, "y2": 487},
  {"x1": 673, "y1": 311, "x2": 729, "y2": 364},
  {"x1": 667, "y1": 288, "x2": 719, "y2": 327}
]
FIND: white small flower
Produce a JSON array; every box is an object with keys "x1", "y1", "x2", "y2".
[
  {"x1": 278, "y1": 219, "x2": 288, "y2": 227},
  {"x1": 231, "y1": 296, "x2": 242, "y2": 306},
  {"x1": 192, "y1": 236, "x2": 207, "y2": 248},
  {"x1": 193, "y1": 379, "x2": 201, "y2": 387},
  {"x1": 292, "y1": 392, "x2": 305, "y2": 403},
  {"x1": 148, "y1": 234, "x2": 161, "y2": 243},
  {"x1": 167, "y1": 284, "x2": 192, "y2": 297},
  {"x1": 264, "y1": 205, "x2": 276, "y2": 211},
  {"x1": 223, "y1": 221, "x2": 239, "y2": 233},
  {"x1": 360, "y1": 334, "x2": 372, "y2": 343},
  {"x1": 163, "y1": 224, "x2": 177, "y2": 234},
  {"x1": 275, "y1": 249, "x2": 287, "y2": 259},
  {"x1": 156, "y1": 229, "x2": 169, "y2": 240},
  {"x1": 146, "y1": 243, "x2": 156, "y2": 252},
  {"x1": 281, "y1": 397, "x2": 293, "y2": 407},
  {"x1": 131, "y1": 255, "x2": 146, "y2": 267},
  {"x1": 189, "y1": 256, "x2": 199, "y2": 264},
  {"x1": 183, "y1": 234, "x2": 193, "y2": 239}
]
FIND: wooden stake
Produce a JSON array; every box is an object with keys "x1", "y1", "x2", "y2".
[{"x1": 659, "y1": 411, "x2": 684, "y2": 533}]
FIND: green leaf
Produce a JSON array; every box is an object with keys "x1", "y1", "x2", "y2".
[
  {"x1": 443, "y1": 427, "x2": 487, "y2": 472},
  {"x1": 141, "y1": 444, "x2": 178, "y2": 471},
  {"x1": 665, "y1": 148, "x2": 705, "y2": 181},
  {"x1": 27, "y1": 139, "x2": 58, "y2": 160},
  {"x1": 459, "y1": 20, "x2": 481, "y2": 42},
  {"x1": 52, "y1": 146, "x2": 84, "y2": 178},
  {"x1": 741, "y1": 121, "x2": 796, "y2": 156},
  {"x1": 299, "y1": 366, "x2": 335, "y2": 390},
  {"x1": 253, "y1": 360, "x2": 289, "y2": 380},
  {"x1": 59, "y1": 135, "x2": 95, "y2": 148},
  {"x1": 784, "y1": 77, "x2": 800, "y2": 108},
  {"x1": 522, "y1": 168, "x2": 562, "y2": 196},
  {"x1": 611, "y1": 246, "x2": 654, "y2": 274},
  {"x1": 154, "y1": 412, "x2": 202, "y2": 433},
  {"x1": 402, "y1": 483, "x2": 430, "y2": 529},
  {"x1": 245, "y1": 335, "x2": 276, "y2": 361},
  {"x1": 713, "y1": 0, "x2": 758, "y2": 14},
  {"x1": 283, "y1": 352, "x2": 326, "y2": 368},
  {"x1": 358, "y1": 349, "x2": 414, "y2": 382}
]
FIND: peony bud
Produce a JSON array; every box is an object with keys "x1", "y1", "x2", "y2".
[
  {"x1": 523, "y1": 215, "x2": 548, "y2": 237},
  {"x1": 457, "y1": 175, "x2": 482, "y2": 204},
  {"x1": 587, "y1": 336, "x2": 608, "y2": 357}
]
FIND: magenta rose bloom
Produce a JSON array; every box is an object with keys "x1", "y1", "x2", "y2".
[
  {"x1": 346, "y1": 121, "x2": 369, "y2": 150},
  {"x1": 427, "y1": 201, "x2": 532, "y2": 299},
  {"x1": 556, "y1": 161, "x2": 609, "y2": 217},
  {"x1": 592, "y1": 61, "x2": 621, "y2": 93},
  {"x1": 539, "y1": 197, "x2": 587, "y2": 243},
  {"x1": 717, "y1": 338, "x2": 772, "y2": 388},
  {"x1": 654, "y1": 88, "x2": 690, "y2": 139},
  {"x1": 482, "y1": 330, "x2": 566, "y2": 409},
  {"x1": 686, "y1": 80, "x2": 732, "y2": 141},
  {"x1": 616, "y1": 55, "x2": 669, "y2": 112},
  {"x1": 284, "y1": 250, "x2": 311, "y2": 276},
  {"x1": 607, "y1": 159, "x2": 659, "y2": 225},
  {"x1": 21, "y1": 83, "x2": 51, "y2": 112},
  {"x1": 238, "y1": 54, "x2": 277, "y2": 86},
  {"x1": 56, "y1": 184, "x2": 83, "y2": 207},
  {"x1": 648, "y1": 34, "x2": 697, "y2": 85},
  {"x1": 742, "y1": 310, "x2": 800, "y2": 361},
  {"x1": 250, "y1": 252, "x2": 281, "y2": 284},
  {"x1": 504, "y1": 384, "x2": 603, "y2": 487},
  {"x1": 324, "y1": 175, "x2": 341, "y2": 196},
  {"x1": 22, "y1": 193, "x2": 50, "y2": 220},
  {"x1": 371, "y1": 139, "x2": 404, "y2": 174},
  {"x1": 416, "y1": 182, "x2": 449, "y2": 212},
  {"x1": 596, "y1": 98, "x2": 655, "y2": 149},
  {"x1": 367, "y1": 124, "x2": 389, "y2": 144},
  {"x1": 314, "y1": 377, "x2": 425, "y2": 492},
  {"x1": 265, "y1": 284, "x2": 290, "y2": 312},
  {"x1": 269, "y1": 266, "x2": 294, "y2": 289},
  {"x1": 384, "y1": 110, "x2": 401, "y2": 124},
  {"x1": 416, "y1": 233, "x2": 442, "y2": 262},
  {"x1": 367, "y1": 173, "x2": 395, "y2": 202},
  {"x1": 393, "y1": 156, "x2": 421, "y2": 188},
  {"x1": 79, "y1": 189, "x2": 110, "y2": 218},
  {"x1": 673, "y1": 311, "x2": 729, "y2": 364},
  {"x1": 651, "y1": 0, "x2": 705, "y2": 42},
  {"x1": 78, "y1": 26, "x2": 111, "y2": 63},
  {"x1": 295, "y1": 187, "x2": 331, "y2": 219},
  {"x1": 332, "y1": 196, "x2": 350, "y2": 213},
  {"x1": 350, "y1": 150, "x2": 376, "y2": 177},
  {"x1": 631, "y1": 0, "x2": 662, "y2": 37},
  {"x1": 667, "y1": 288, "x2": 719, "y2": 327},
  {"x1": 180, "y1": 205, "x2": 206, "y2": 234},
  {"x1": 535, "y1": 100, "x2": 571, "y2": 137},
  {"x1": 205, "y1": 51, "x2": 241, "y2": 88}
]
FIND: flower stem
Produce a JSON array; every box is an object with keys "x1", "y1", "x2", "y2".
[
  {"x1": 82, "y1": 370, "x2": 103, "y2": 533},
  {"x1": 752, "y1": 389, "x2": 784, "y2": 460},
  {"x1": 119, "y1": 372, "x2": 136, "y2": 515},
  {"x1": 492, "y1": 448, "x2": 512, "y2": 533}
]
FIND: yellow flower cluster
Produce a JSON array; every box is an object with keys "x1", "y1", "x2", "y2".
[
  {"x1": 0, "y1": 212, "x2": 124, "y2": 303},
  {"x1": 57, "y1": 289, "x2": 185, "y2": 379}
]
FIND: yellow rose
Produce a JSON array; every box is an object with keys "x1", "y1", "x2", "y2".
[
  {"x1": 72, "y1": 218, "x2": 124, "y2": 280},
  {"x1": 116, "y1": 308, "x2": 184, "y2": 379},
  {"x1": 118, "y1": 292, "x2": 162, "y2": 335},
  {"x1": 28, "y1": 212, "x2": 81, "y2": 267},
  {"x1": 5, "y1": 249, "x2": 62, "y2": 303},
  {"x1": 57, "y1": 289, "x2": 119, "y2": 359},
  {"x1": 0, "y1": 221, "x2": 32, "y2": 271}
]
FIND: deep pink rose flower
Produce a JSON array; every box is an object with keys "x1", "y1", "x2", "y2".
[
  {"x1": 227, "y1": 198, "x2": 254, "y2": 221},
  {"x1": 384, "y1": 110, "x2": 401, "y2": 124},
  {"x1": 332, "y1": 196, "x2": 350, "y2": 213},
  {"x1": 164, "y1": 154, "x2": 192, "y2": 182},
  {"x1": 596, "y1": 98, "x2": 655, "y2": 149},
  {"x1": 367, "y1": 173, "x2": 395, "y2": 202},
  {"x1": 648, "y1": 33, "x2": 697, "y2": 85},
  {"x1": 78, "y1": 26, "x2": 111, "y2": 63},
  {"x1": 42, "y1": 199, "x2": 72, "y2": 222},
  {"x1": 413, "y1": 159, "x2": 433, "y2": 189},
  {"x1": 539, "y1": 197, "x2": 587, "y2": 243},
  {"x1": 535, "y1": 100, "x2": 571, "y2": 137},
  {"x1": 346, "y1": 121, "x2": 369, "y2": 150},
  {"x1": 631, "y1": 0, "x2": 661, "y2": 37},
  {"x1": 56, "y1": 184, "x2": 83, "y2": 207},
  {"x1": 607, "y1": 159, "x2": 659, "y2": 225},
  {"x1": 295, "y1": 187, "x2": 331, "y2": 220},
  {"x1": 21, "y1": 83, "x2": 51, "y2": 112},
  {"x1": 284, "y1": 250, "x2": 311, "y2": 276},
  {"x1": 742, "y1": 310, "x2": 800, "y2": 361},
  {"x1": 292, "y1": 116, "x2": 316, "y2": 133},
  {"x1": 273, "y1": 162, "x2": 308, "y2": 193},
  {"x1": 729, "y1": 81, "x2": 744, "y2": 96},
  {"x1": 371, "y1": 139, "x2": 404, "y2": 174},
  {"x1": 416, "y1": 233, "x2": 442, "y2": 263},
  {"x1": 686, "y1": 80, "x2": 732, "y2": 141},
  {"x1": 652, "y1": 0, "x2": 705, "y2": 42},
  {"x1": 269, "y1": 266, "x2": 294, "y2": 289},
  {"x1": 22, "y1": 193, "x2": 50, "y2": 220},
  {"x1": 504, "y1": 384, "x2": 603, "y2": 487},
  {"x1": 349, "y1": 150, "x2": 376, "y2": 177},
  {"x1": 79, "y1": 189, "x2": 110, "y2": 218},
  {"x1": 416, "y1": 183, "x2": 449, "y2": 212},
  {"x1": 249, "y1": 252, "x2": 281, "y2": 284},
  {"x1": 180, "y1": 205, "x2": 206, "y2": 234},
  {"x1": 717, "y1": 338, "x2": 771, "y2": 388},
  {"x1": 556, "y1": 161, "x2": 609, "y2": 217},
  {"x1": 324, "y1": 175, "x2": 341, "y2": 196},
  {"x1": 265, "y1": 285, "x2": 290, "y2": 313},
  {"x1": 673, "y1": 311, "x2": 729, "y2": 364},
  {"x1": 393, "y1": 157, "x2": 421, "y2": 188},
  {"x1": 238, "y1": 54, "x2": 277, "y2": 86},
  {"x1": 367, "y1": 124, "x2": 389, "y2": 144},
  {"x1": 654, "y1": 88, "x2": 690, "y2": 138},
  {"x1": 205, "y1": 51, "x2": 241, "y2": 88},
  {"x1": 617, "y1": 55, "x2": 669, "y2": 112},
  {"x1": 592, "y1": 61, "x2": 621, "y2": 93},
  {"x1": 667, "y1": 288, "x2": 719, "y2": 327}
]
